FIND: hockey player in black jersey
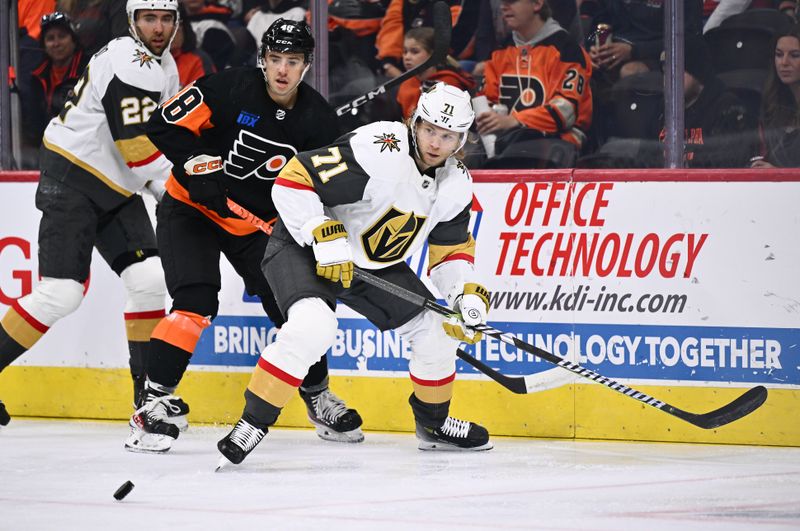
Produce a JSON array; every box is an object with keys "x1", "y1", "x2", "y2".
[
  {"x1": 218, "y1": 83, "x2": 493, "y2": 467},
  {"x1": 0, "y1": 0, "x2": 180, "y2": 426},
  {"x1": 127, "y1": 19, "x2": 363, "y2": 452}
]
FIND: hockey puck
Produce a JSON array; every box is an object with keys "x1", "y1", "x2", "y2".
[{"x1": 113, "y1": 480, "x2": 134, "y2": 501}]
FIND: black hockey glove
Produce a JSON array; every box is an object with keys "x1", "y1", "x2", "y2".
[{"x1": 184, "y1": 154, "x2": 232, "y2": 218}]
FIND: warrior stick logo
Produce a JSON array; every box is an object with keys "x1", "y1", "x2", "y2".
[
  {"x1": 361, "y1": 208, "x2": 427, "y2": 263},
  {"x1": 225, "y1": 130, "x2": 298, "y2": 181}
]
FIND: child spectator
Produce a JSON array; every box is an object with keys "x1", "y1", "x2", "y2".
[
  {"x1": 376, "y1": 0, "x2": 463, "y2": 78},
  {"x1": 752, "y1": 25, "x2": 800, "y2": 167},
  {"x1": 396, "y1": 27, "x2": 475, "y2": 119},
  {"x1": 170, "y1": 6, "x2": 216, "y2": 87}
]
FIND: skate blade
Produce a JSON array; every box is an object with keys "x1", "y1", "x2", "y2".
[
  {"x1": 417, "y1": 440, "x2": 494, "y2": 452},
  {"x1": 312, "y1": 422, "x2": 365, "y2": 443},
  {"x1": 124, "y1": 430, "x2": 174, "y2": 453},
  {"x1": 215, "y1": 456, "x2": 231, "y2": 472}
]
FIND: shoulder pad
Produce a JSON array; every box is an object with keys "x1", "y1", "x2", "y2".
[{"x1": 98, "y1": 37, "x2": 169, "y2": 91}]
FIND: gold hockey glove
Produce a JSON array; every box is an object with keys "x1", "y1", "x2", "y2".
[{"x1": 311, "y1": 220, "x2": 353, "y2": 288}]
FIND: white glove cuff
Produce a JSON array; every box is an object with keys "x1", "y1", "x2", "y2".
[
  {"x1": 300, "y1": 215, "x2": 330, "y2": 246},
  {"x1": 312, "y1": 237, "x2": 353, "y2": 266}
]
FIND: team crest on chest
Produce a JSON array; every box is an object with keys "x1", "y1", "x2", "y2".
[
  {"x1": 225, "y1": 130, "x2": 297, "y2": 181},
  {"x1": 373, "y1": 133, "x2": 401, "y2": 153},
  {"x1": 132, "y1": 49, "x2": 154, "y2": 68},
  {"x1": 361, "y1": 207, "x2": 427, "y2": 263}
]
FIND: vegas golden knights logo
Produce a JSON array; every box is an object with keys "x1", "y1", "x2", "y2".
[{"x1": 361, "y1": 207, "x2": 427, "y2": 263}]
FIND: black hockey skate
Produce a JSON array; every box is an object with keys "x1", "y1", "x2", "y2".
[
  {"x1": 300, "y1": 388, "x2": 364, "y2": 443},
  {"x1": 415, "y1": 416, "x2": 493, "y2": 451},
  {"x1": 217, "y1": 419, "x2": 267, "y2": 465},
  {"x1": 0, "y1": 400, "x2": 9, "y2": 426},
  {"x1": 125, "y1": 388, "x2": 181, "y2": 453}
]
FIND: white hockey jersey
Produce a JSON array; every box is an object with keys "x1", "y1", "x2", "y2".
[
  {"x1": 42, "y1": 36, "x2": 178, "y2": 198},
  {"x1": 273, "y1": 121, "x2": 478, "y2": 300}
]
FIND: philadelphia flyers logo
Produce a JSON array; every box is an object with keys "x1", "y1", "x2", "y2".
[
  {"x1": 225, "y1": 130, "x2": 298, "y2": 181},
  {"x1": 499, "y1": 74, "x2": 546, "y2": 112}
]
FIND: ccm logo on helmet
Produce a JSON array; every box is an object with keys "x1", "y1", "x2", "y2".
[{"x1": 191, "y1": 159, "x2": 222, "y2": 174}]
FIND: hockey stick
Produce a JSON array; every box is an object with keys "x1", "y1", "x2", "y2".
[
  {"x1": 349, "y1": 267, "x2": 769, "y2": 430},
  {"x1": 225, "y1": 198, "x2": 768, "y2": 429},
  {"x1": 334, "y1": 1, "x2": 452, "y2": 116}
]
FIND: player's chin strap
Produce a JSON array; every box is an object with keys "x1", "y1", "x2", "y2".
[
  {"x1": 259, "y1": 56, "x2": 312, "y2": 98},
  {"x1": 128, "y1": 15, "x2": 180, "y2": 60}
]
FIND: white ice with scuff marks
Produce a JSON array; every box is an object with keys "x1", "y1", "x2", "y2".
[{"x1": 0, "y1": 420, "x2": 798, "y2": 530}]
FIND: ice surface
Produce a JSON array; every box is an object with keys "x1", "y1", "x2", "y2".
[{"x1": 1, "y1": 419, "x2": 798, "y2": 530}]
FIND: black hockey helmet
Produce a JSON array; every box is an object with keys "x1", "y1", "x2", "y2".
[{"x1": 260, "y1": 18, "x2": 315, "y2": 64}]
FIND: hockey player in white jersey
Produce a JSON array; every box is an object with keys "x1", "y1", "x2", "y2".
[
  {"x1": 218, "y1": 83, "x2": 493, "y2": 466},
  {"x1": 0, "y1": 0, "x2": 181, "y2": 426}
]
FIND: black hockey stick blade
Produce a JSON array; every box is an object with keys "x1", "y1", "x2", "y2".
[
  {"x1": 351, "y1": 267, "x2": 769, "y2": 430},
  {"x1": 335, "y1": 1, "x2": 452, "y2": 116},
  {"x1": 664, "y1": 385, "x2": 768, "y2": 429},
  {"x1": 456, "y1": 348, "x2": 528, "y2": 394}
]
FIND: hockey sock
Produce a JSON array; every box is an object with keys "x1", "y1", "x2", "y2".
[
  {"x1": 0, "y1": 325, "x2": 28, "y2": 372},
  {"x1": 409, "y1": 393, "x2": 451, "y2": 429},
  {"x1": 146, "y1": 340, "x2": 192, "y2": 389},
  {"x1": 299, "y1": 356, "x2": 329, "y2": 394},
  {"x1": 128, "y1": 341, "x2": 149, "y2": 404},
  {"x1": 243, "y1": 389, "x2": 282, "y2": 430}
]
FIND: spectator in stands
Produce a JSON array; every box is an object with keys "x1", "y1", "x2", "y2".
[
  {"x1": 395, "y1": 27, "x2": 476, "y2": 119},
  {"x1": 170, "y1": 6, "x2": 216, "y2": 87},
  {"x1": 243, "y1": 0, "x2": 306, "y2": 46},
  {"x1": 656, "y1": 38, "x2": 758, "y2": 167},
  {"x1": 586, "y1": 0, "x2": 703, "y2": 79},
  {"x1": 22, "y1": 13, "x2": 89, "y2": 150},
  {"x1": 181, "y1": 0, "x2": 243, "y2": 69},
  {"x1": 17, "y1": 2, "x2": 55, "y2": 155},
  {"x1": 476, "y1": 0, "x2": 593, "y2": 153},
  {"x1": 703, "y1": 1, "x2": 797, "y2": 33},
  {"x1": 376, "y1": 0, "x2": 465, "y2": 78},
  {"x1": 57, "y1": 0, "x2": 128, "y2": 57},
  {"x1": 752, "y1": 25, "x2": 800, "y2": 167}
]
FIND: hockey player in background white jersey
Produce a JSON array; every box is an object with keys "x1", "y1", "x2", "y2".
[
  {"x1": 0, "y1": 0, "x2": 182, "y2": 428},
  {"x1": 218, "y1": 83, "x2": 494, "y2": 466}
]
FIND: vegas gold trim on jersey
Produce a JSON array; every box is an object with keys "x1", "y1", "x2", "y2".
[
  {"x1": 428, "y1": 235, "x2": 476, "y2": 269},
  {"x1": 279, "y1": 157, "x2": 315, "y2": 188},
  {"x1": 42, "y1": 138, "x2": 133, "y2": 198},
  {"x1": 114, "y1": 135, "x2": 160, "y2": 166},
  {"x1": 361, "y1": 207, "x2": 427, "y2": 263},
  {"x1": 124, "y1": 317, "x2": 162, "y2": 342}
]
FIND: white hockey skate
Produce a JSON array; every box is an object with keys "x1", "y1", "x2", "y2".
[
  {"x1": 125, "y1": 393, "x2": 180, "y2": 453},
  {"x1": 301, "y1": 388, "x2": 364, "y2": 443}
]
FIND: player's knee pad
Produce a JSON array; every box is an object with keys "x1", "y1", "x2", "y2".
[
  {"x1": 17, "y1": 277, "x2": 85, "y2": 327},
  {"x1": 120, "y1": 256, "x2": 167, "y2": 313},
  {"x1": 396, "y1": 310, "x2": 457, "y2": 380},
  {"x1": 151, "y1": 310, "x2": 212, "y2": 354},
  {"x1": 260, "y1": 298, "x2": 337, "y2": 376}
]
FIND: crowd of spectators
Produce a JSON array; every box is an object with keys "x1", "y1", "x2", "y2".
[{"x1": 12, "y1": 0, "x2": 800, "y2": 169}]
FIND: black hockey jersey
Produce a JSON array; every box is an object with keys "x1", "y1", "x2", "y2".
[{"x1": 147, "y1": 67, "x2": 341, "y2": 235}]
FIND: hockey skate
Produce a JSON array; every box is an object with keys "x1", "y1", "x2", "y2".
[
  {"x1": 300, "y1": 388, "x2": 364, "y2": 443},
  {"x1": 0, "y1": 400, "x2": 9, "y2": 426},
  {"x1": 125, "y1": 389, "x2": 181, "y2": 453},
  {"x1": 217, "y1": 418, "x2": 267, "y2": 466},
  {"x1": 415, "y1": 416, "x2": 493, "y2": 451},
  {"x1": 163, "y1": 396, "x2": 190, "y2": 432}
]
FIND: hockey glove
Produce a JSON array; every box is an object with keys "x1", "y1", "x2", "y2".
[
  {"x1": 184, "y1": 154, "x2": 231, "y2": 218},
  {"x1": 443, "y1": 283, "x2": 490, "y2": 344},
  {"x1": 312, "y1": 220, "x2": 353, "y2": 288}
]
